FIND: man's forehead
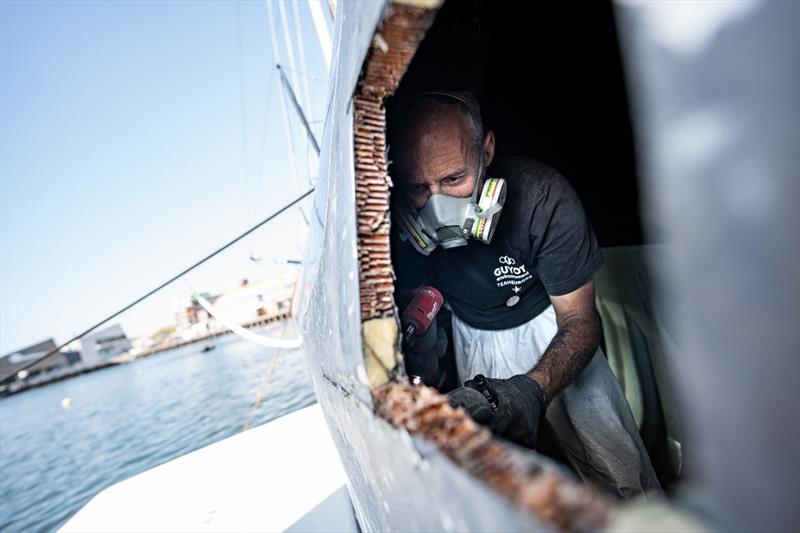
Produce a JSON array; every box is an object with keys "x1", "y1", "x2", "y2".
[
  {"x1": 409, "y1": 104, "x2": 470, "y2": 142},
  {"x1": 400, "y1": 109, "x2": 473, "y2": 180}
]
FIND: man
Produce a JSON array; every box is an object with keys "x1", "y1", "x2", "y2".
[{"x1": 389, "y1": 91, "x2": 660, "y2": 499}]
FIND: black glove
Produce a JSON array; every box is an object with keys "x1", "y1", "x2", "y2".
[
  {"x1": 404, "y1": 323, "x2": 448, "y2": 387},
  {"x1": 455, "y1": 374, "x2": 546, "y2": 448},
  {"x1": 446, "y1": 387, "x2": 492, "y2": 423}
]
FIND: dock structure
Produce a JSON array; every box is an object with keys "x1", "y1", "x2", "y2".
[
  {"x1": 0, "y1": 312, "x2": 294, "y2": 397},
  {"x1": 135, "y1": 311, "x2": 294, "y2": 359}
]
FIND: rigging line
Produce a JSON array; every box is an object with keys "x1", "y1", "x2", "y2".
[
  {"x1": 277, "y1": 0, "x2": 303, "y2": 122},
  {"x1": 277, "y1": 64, "x2": 320, "y2": 155},
  {"x1": 242, "y1": 349, "x2": 284, "y2": 431},
  {"x1": 277, "y1": 0, "x2": 314, "y2": 205},
  {"x1": 241, "y1": 318, "x2": 290, "y2": 432},
  {"x1": 264, "y1": 0, "x2": 282, "y2": 64},
  {"x1": 236, "y1": 0, "x2": 252, "y2": 236},
  {"x1": 253, "y1": 67, "x2": 277, "y2": 256},
  {"x1": 290, "y1": 0, "x2": 314, "y2": 129},
  {"x1": 253, "y1": 257, "x2": 302, "y2": 267},
  {"x1": 290, "y1": 0, "x2": 320, "y2": 192},
  {"x1": 277, "y1": 66, "x2": 310, "y2": 226},
  {"x1": 278, "y1": 64, "x2": 328, "y2": 84},
  {"x1": 307, "y1": 0, "x2": 332, "y2": 72},
  {"x1": 193, "y1": 292, "x2": 301, "y2": 349},
  {"x1": 265, "y1": 1, "x2": 309, "y2": 226},
  {"x1": 279, "y1": 73, "x2": 310, "y2": 226},
  {"x1": 0, "y1": 189, "x2": 314, "y2": 385},
  {"x1": 326, "y1": 0, "x2": 335, "y2": 23}
]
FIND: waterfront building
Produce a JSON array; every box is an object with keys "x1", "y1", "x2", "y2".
[
  {"x1": 0, "y1": 339, "x2": 71, "y2": 380},
  {"x1": 172, "y1": 292, "x2": 217, "y2": 341},
  {"x1": 61, "y1": 350, "x2": 82, "y2": 366},
  {"x1": 170, "y1": 274, "x2": 296, "y2": 342},
  {"x1": 80, "y1": 324, "x2": 131, "y2": 367}
]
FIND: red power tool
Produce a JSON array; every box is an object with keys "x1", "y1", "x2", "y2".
[{"x1": 401, "y1": 286, "x2": 444, "y2": 349}]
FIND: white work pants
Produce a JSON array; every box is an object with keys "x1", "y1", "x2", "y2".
[{"x1": 452, "y1": 306, "x2": 661, "y2": 499}]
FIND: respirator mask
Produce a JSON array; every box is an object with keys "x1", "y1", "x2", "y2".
[{"x1": 395, "y1": 151, "x2": 507, "y2": 256}]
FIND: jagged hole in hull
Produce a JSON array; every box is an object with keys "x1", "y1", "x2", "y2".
[
  {"x1": 345, "y1": 0, "x2": 676, "y2": 529},
  {"x1": 377, "y1": 0, "x2": 680, "y2": 493}
]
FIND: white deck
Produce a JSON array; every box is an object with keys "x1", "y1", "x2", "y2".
[{"x1": 61, "y1": 404, "x2": 357, "y2": 532}]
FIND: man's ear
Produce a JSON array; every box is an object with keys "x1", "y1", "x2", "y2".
[{"x1": 484, "y1": 130, "x2": 496, "y2": 167}]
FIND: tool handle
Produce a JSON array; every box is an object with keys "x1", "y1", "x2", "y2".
[{"x1": 401, "y1": 286, "x2": 444, "y2": 336}]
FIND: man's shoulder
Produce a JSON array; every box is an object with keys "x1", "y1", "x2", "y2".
[
  {"x1": 493, "y1": 156, "x2": 564, "y2": 189},
  {"x1": 493, "y1": 155, "x2": 555, "y2": 175},
  {"x1": 492, "y1": 156, "x2": 570, "y2": 205}
]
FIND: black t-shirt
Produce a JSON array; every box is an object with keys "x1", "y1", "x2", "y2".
[{"x1": 392, "y1": 156, "x2": 603, "y2": 330}]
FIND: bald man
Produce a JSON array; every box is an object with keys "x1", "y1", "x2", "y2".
[{"x1": 389, "y1": 91, "x2": 660, "y2": 499}]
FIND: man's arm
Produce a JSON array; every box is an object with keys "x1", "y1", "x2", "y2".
[
  {"x1": 528, "y1": 279, "x2": 601, "y2": 403},
  {"x1": 447, "y1": 279, "x2": 601, "y2": 447}
]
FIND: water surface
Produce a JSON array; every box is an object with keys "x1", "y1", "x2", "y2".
[{"x1": 0, "y1": 325, "x2": 315, "y2": 532}]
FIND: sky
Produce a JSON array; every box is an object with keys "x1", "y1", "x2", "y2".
[{"x1": 0, "y1": 0, "x2": 331, "y2": 353}]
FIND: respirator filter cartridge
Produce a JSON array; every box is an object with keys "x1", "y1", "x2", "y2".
[{"x1": 470, "y1": 178, "x2": 507, "y2": 244}]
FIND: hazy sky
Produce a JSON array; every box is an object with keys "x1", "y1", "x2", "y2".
[{"x1": 0, "y1": 0, "x2": 330, "y2": 353}]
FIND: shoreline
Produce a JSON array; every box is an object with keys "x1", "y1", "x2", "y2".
[{"x1": 0, "y1": 312, "x2": 293, "y2": 398}]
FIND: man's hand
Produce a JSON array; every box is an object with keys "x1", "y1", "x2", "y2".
[
  {"x1": 448, "y1": 374, "x2": 546, "y2": 448},
  {"x1": 405, "y1": 322, "x2": 448, "y2": 387},
  {"x1": 446, "y1": 387, "x2": 492, "y2": 423}
]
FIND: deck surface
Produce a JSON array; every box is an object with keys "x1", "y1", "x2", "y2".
[{"x1": 61, "y1": 404, "x2": 357, "y2": 532}]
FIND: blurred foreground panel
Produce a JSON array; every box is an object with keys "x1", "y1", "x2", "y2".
[{"x1": 615, "y1": 1, "x2": 800, "y2": 531}]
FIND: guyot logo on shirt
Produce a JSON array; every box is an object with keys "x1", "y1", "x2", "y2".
[{"x1": 493, "y1": 255, "x2": 533, "y2": 292}]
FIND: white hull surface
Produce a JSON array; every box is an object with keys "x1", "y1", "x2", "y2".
[
  {"x1": 293, "y1": 2, "x2": 552, "y2": 530},
  {"x1": 60, "y1": 404, "x2": 358, "y2": 533}
]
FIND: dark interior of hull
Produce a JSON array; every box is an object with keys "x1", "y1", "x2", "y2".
[
  {"x1": 389, "y1": 0, "x2": 643, "y2": 246},
  {"x1": 385, "y1": 0, "x2": 682, "y2": 491}
]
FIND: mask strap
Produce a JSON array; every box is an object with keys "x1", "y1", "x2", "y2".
[
  {"x1": 471, "y1": 146, "x2": 486, "y2": 203},
  {"x1": 476, "y1": 201, "x2": 502, "y2": 220}
]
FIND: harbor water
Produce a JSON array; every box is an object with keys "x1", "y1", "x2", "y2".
[{"x1": 0, "y1": 324, "x2": 315, "y2": 532}]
